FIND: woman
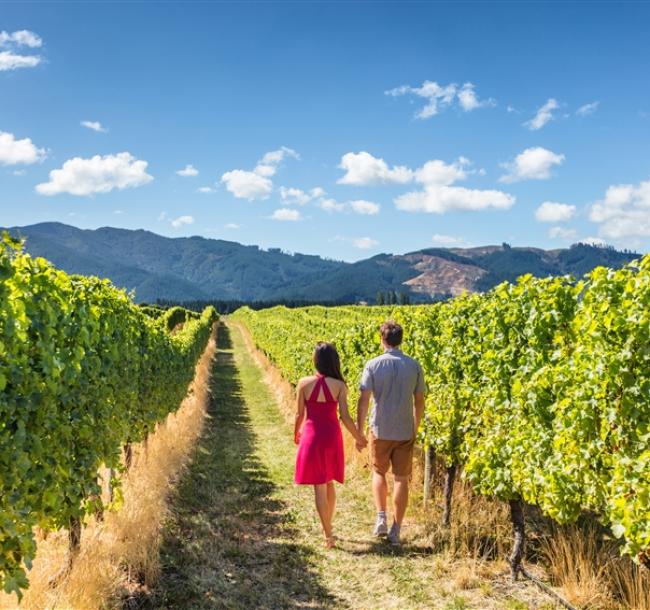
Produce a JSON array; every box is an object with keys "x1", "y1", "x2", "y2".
[{"x1": 294, "y1": 342, "x2": 367, "y2": 548}]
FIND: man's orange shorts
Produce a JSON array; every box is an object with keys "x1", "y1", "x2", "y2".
[{"x1": 369, "y1": 433, "x2": 415, "y2": 477}]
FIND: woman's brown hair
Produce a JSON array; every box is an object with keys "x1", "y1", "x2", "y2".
[{"x1": 313, "y1": 342, "x2": 345, "y2": 383}]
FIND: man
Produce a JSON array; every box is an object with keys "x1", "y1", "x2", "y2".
[{"x1": 356, "y1": 320, "x2": 426, "y2": 545}]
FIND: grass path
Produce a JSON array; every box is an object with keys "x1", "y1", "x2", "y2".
[{"x1": 147, "y1": 321, "x2": 557, "y2": 610}]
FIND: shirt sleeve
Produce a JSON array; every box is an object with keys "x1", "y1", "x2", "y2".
[
  {"x1": 415, "y1": 362, "x2": 426, "y2": 394},
  {"x1": 360, "y1": 362, "x2": 373, "y2": 392}
]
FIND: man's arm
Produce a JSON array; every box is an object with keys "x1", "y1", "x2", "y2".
[
  {"x1": 413, "y1": 361, "x2": 426, "y2": 438},
  {"x1": 356, "y1": 389, "x2": 372, "y2": 447},
  {"x1": 413, "y1": 392, "x2": 425, "y2": 439}
]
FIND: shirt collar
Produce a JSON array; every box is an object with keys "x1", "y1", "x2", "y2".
[{"x1": 384, "y1": 346, "x2": 402, "y2": 353}]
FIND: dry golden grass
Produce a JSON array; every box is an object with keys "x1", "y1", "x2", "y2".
[
  {"x1": 0, "y1": 325, "x2": 217, "y2": 610},
  {"x1": 541, "y1": 524, "x2": 650, "y2": 610}
]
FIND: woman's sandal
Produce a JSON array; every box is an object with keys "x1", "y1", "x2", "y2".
[{"x1": 324, "y1": 535, "x2": 336, "y2": 549}]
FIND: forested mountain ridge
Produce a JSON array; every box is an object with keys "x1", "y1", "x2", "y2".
[{"x1": 4, "y1": 222, "x2": 640, "y2": 303}]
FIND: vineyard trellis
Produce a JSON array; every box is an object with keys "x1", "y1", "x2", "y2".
[
  {"x1": 0, "y1": 235, "x2": 217, "y2": 597},
  {"x1": 233, "y1": 254, "x2": 650, "y2": 577}
]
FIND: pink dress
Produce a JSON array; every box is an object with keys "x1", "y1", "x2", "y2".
[{"x1": 294, "y1": 374, "x2": 345, "y2": 485}]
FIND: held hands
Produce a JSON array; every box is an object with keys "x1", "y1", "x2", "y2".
[{"x1": 355, "y1": 435, "x2": 368, "y2": 452}]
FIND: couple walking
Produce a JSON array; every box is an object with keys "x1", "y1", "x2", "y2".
[{"x1": 293, "y1": 321, "x2": 426, "y2": 548}]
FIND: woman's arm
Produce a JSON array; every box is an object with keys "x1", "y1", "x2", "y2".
[
  {"x1": 294, "y1": 379, "x2": 307, "y2": 445},
  {"x1": 338, "y1": 384, "x2": 367, "y2": 449}
]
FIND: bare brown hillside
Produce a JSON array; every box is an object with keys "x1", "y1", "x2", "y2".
[{"x1": 402, "y1": 253, "x2": 486, "y2": 297}]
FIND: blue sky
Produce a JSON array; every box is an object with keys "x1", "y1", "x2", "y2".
[{"x1": 1, "y1": 1, "x2": 650, "y2": 261}]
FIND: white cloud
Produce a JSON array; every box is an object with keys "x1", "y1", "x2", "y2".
[
  {"x1": 576, "y1": 101, "x2": 600, "y2": 117},
  {"x1": 525, "y1": 98, "x2": 560, "y2": 130},
  {"x1": 0, "y1": 130, "x2": 46, "y2": 165},
  {"x1": 0, "y1": 52, "x2": 41, "y2": 70},
  {"x1": 431, "y1": 234, "x2": 465, "y2": 246},
  {"x1": 114, "y1": 209, "x2": 124, "y2": 215},
  {"x1": 81, "y1": 120, "x2": 108, "y2": 133},
  {"x1": 271, "y1": 208, "x2": 302, "y2": 221},
  {"x1": 396, "y1": 185, "x2": 514, "y2": 214},
  {"x1": 225, "y1": 222, "x2": 241, "y2": 229},
  {"x1": 353, "y1": 237, "x2": 379, "y2": 250},
  {"x1": 36, "y1": 152, "x2": 153, "y2": 196},
  {"x1": 589, "y1": 179, "x2": 650, "y2": 238},
  {"x1": 0, "y1": 30, "x2": 42, "y2": 71},
  {"x1": 396, "y1": 157, "x2": 514, "y2": 214},
  {"x1": 157, "y1": 211, "x2": 167, "y2": 221},
  {"x1": 13, "y1": 169, "x2": 27, "y2": 176},
  {"x1": 535, "y1": 201, "x2": 577, "y2": 223},
  {"x1": 499, "y1": 147, "x2": 565, "y2": 183},
  {"x1": 350, "y1": 199, "x2": 380, "y2": 215},
  {"x1": 415, "y1": 158, "x2": 469, "y2": 186},
  {"x1": 457, "y1": 82, "x2": 496, "y2": 111},
  {"x1": 338, "y1": 151, "x2": 413, "y2": 185},
  {"x1": 386, "y1": 80, "x2": 494, "y2": 119},
  {"x1": 338, "y1": 152, "x2": 514, "y2": 215},
  {"x1": 171, "y1": 215, "x2": 194, "y2": 229},
  {"x1": 319, "y1": 198, "x2": 346, "y2": 213},
  {"x1": 506, "y1": 105, "x2": 518, "y2": 113},
  {"x1": 176, "y1": 164, "x2": 198, "y2": 177},
  {"x1": 197, "y1": 186, "x2": 216, "y2": 194},
  {"x1": 0, "y1": 30, "x2": 42, "y2": 47},
  {"x1": 279, "y1": 186, "x2": 324, "y2": 206},
  {"x1": 548, "y1": 226, "x2": 577, "y2": 240},
  {"x1": 221, "y1": 147, "x2": 298, "y2": 200},
  {"x1": 221, "y1": 170, "x2": 271, "y2": 200},
  {"x1": 254, "y1": 146, "x2": 299, "y2": 177}
]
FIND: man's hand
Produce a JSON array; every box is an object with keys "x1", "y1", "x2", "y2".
[{"x1": 355, "y1": 435, "x2": 368, "y2": 452}]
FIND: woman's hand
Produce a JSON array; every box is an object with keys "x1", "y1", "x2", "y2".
[
  {"x1": 294, "y1": 430, "x2": 301, "y2": 445},
  {"x1": 355, "y1": 435, "x2": 368, "y2": 452}
]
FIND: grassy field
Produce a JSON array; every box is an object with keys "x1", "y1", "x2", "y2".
[{"x1": 146, "y1": 322, "x2": 559, "y2": 610}]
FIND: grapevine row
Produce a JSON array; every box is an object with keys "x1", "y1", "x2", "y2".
[
  {"x1": 233, "y1": 254, "x2": 650, "y2": 569},
  {"x1": 0, "y1": 236, "x2": 218, "y2": 595}
]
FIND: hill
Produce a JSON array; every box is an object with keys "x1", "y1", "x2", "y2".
[{"x1": 4, "y1": 222, "x2": 641, "y2": 303}]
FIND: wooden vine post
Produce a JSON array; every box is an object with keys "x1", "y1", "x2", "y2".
[
  {"x1": 442, "y1": 464, "x2": 457, "y2": 526},
  {"x1": 124, "y1": 442, "x2": 133, "y2": 470},
  {"x1": 508, "y1": 499, "x2": 525, "y2": 580},
  {"x1": 422, "y1": 446, "x2": 435, "y2": 509}
]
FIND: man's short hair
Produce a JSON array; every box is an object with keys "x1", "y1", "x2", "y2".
[{"x1": 380, "y1": 320, "x2": 403, "y2": 347}]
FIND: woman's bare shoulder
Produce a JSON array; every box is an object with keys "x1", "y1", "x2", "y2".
[
  {"x1": 297, "y1": 375, "x2": 317, "y2": 388},
  {"x1": 327, "y1": 378, "x2": 347, "y2": 390}
]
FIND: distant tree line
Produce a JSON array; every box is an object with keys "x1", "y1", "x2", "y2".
[
  {"x1": 152, "y1": 298, "x2": 355, "y2": 314},
  {"x1": 375, "y1": 291, "x2": 412, "y2": 305}
]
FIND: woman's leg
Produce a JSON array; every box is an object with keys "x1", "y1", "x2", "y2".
[
  {"x1": 326, "y1": 481, "x2": 336, "y2": 524},
  {"x1": 314, "y1": 484, "x2": 333, "y2": 541}
]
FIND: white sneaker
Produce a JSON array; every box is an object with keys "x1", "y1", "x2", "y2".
[
  {"x1": 373, "y1": 515, "x2": 388, "y2": 537},
  {"x1": 387, "y1": 523, "x2": 401, "y2": 546}
]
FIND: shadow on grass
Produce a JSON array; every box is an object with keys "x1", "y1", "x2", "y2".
[
  {"x1": 144, "y1": 325, "x2": 340, "y2": 609},
  {"x1": 338, "y1": 537, "x2": 436, "y2": 558}
]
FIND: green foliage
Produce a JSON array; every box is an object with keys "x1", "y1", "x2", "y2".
[
  {"x1": 233, "y1": 254, "x2": 650, "y2": 566},
  {"x1": 0, "y1": 237, "x2": 217, "y2": 596},
  {"x1": 158, "y1": 305, "x2": 200, "y2": 331}
]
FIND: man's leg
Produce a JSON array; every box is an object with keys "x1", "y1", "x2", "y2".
[
  {"x1": 392, "y1": 475, "x2": 409, "y2": 525},
  {"x1": 372, "y1": 470, "x2": 388, "y2": 513},
  {"x1": 370, "y1": 435, "x2": 390, "y2": 536},
  {"x1": 387, "y1": 439, "x2": 414, "y2": 544}
]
